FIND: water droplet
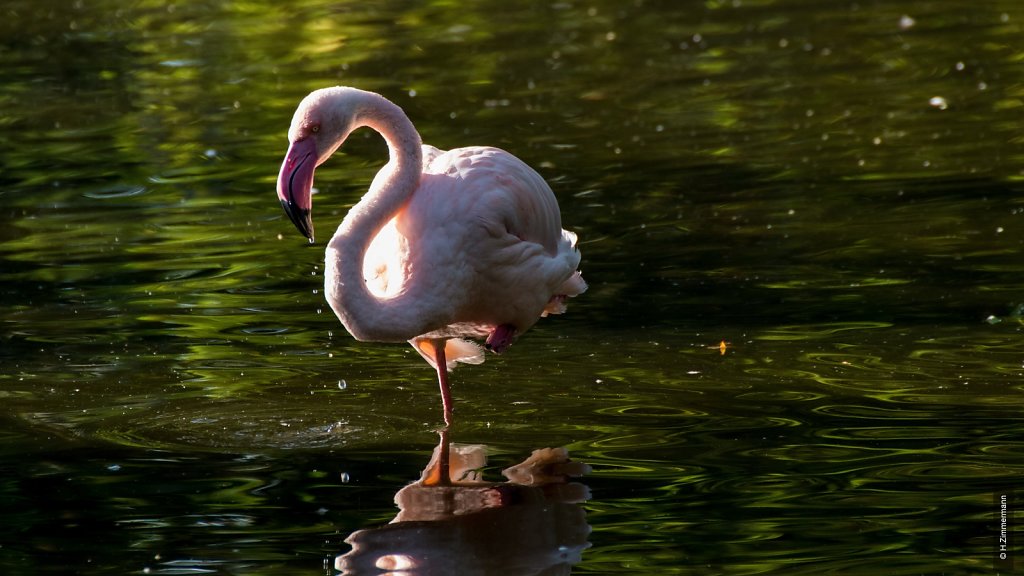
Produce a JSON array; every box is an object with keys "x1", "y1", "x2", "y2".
[
  {"x1": 929, "y1": 96, "x2": 948, "y2": 110},
  {"x1": 338, "y1": 379, "x2": 347, "y2": 390}
]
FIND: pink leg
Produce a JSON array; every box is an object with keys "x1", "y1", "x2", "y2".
[
  {"x1": 485, "y1": 323, "x2": 517, "y2": 353},
  {"x1": 431, "y1": 340, "x2": 452, "y2": 486},
  {"x1": 432, "y1": 339, "x2": 454, "y2": 427}
]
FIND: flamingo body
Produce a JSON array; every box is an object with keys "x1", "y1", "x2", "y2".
[
  {"x1": 351, "y1": 145, "x2": 583, "y2": 361},
  {"x1": 276, "y1": 87, "x2": 585, "y2": 425}
]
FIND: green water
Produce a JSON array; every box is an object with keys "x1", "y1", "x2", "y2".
[{"x1": 2, "y1": 0, "x2": 1023, "y2": 573}]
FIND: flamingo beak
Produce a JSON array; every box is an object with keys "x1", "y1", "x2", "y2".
[{"x1": 276, "y1": 137, "x2": 317, "y2": 242}]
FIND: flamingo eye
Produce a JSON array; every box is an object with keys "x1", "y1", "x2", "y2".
[{"x1": 310, "y1": 125, "x2": 320, "y2": 133}]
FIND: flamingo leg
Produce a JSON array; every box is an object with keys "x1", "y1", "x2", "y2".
[
  {"x1": 431, "y1": 339, "x2": 452, "y2": 486},
  {"x1": 432, "y1": 339, "x2": 454, "y2": 427}
]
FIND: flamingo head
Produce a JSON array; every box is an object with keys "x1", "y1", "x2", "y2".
[{"x1": 277, "y1": 87, "x2": 359, "y2": 243}]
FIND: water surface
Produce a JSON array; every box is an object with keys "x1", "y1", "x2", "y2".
[{"x1": 1, "y1": 0, "x2": 1023, "y2": 574}]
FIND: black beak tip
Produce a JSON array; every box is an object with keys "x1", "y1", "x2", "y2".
[{"x1": 280, "y1": 199, "x2": 315, "y2": 242}]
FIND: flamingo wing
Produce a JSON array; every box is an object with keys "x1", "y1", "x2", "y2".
[{"x1": 394, "y1": 146, "x2": 583, "y2": 369}]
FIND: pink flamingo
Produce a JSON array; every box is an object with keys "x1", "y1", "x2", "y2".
[{"x1": 276, "y1": 87, "x2": 586, "y2": 427}]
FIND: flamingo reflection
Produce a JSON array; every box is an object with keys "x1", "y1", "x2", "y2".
[{"x1": 336, "y1": 430, "x2": 591, "y2": 575}]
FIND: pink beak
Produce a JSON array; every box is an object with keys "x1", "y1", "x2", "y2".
[{"x1": 276, "y1": 137, "x2": 318, "y2": 242}]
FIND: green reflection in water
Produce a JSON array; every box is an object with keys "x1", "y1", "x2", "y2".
[{"x1": 2, "y1": 0, "x2": 1024, "y2": 573}]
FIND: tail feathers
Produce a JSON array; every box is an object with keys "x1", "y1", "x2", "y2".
[{"x1": 542, "y1": 270, "x2": 587, "y2": 317}]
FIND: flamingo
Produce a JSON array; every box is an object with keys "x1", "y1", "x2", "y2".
[{"x1": 275, "y1": 87, "x2": 586, "y2": 428}]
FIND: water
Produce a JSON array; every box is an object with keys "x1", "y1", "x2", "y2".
[{"x1": 1, "y1": 0, "x2": 1023, "y2": 573}]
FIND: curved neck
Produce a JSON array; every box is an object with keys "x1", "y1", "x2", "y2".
[{"x1": 326, "y1": 91, "x2": 432, "y2": 342}]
